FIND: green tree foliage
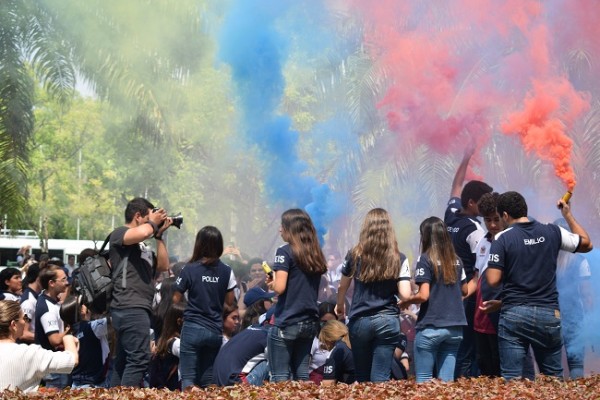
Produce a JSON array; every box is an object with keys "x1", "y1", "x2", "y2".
[
  {"x1": 29, "y1": 1, "x2": 281, "y2": 259},
  {"x1": 42, "y1": 0, "x2": 213, "y2": 144},
  {"x1": 26, "y1": 88, "x2": 119, "y2": 243},
  {"x1": 0, "y1": 0, "x2": 75, "y2": 222}
]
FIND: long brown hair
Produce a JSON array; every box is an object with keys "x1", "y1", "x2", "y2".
[
  {"x1": 350, "y1": 208, "x2": 401, "y2": 283},
  {"x1": 155, "y1": 302, "x2": 186, "y2": 358},
  {"x1": 419, "y1": 216, "x2": 458, "y2": 285},
  {"x1": 0, "y1": 300, "x2": 21, "y2": 339},
  {"x1": 241, "y1": 301, "x2": 267, "y2": 329},
  {"x1": 281, "y1": 209, "x2": 327, "y2": 275}
]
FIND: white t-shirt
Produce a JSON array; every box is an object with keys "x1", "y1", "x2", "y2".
[
  {"x1": 309, "y1": 337, "x2": 331, "y2": 372},
  {"x1": 474, "y1": 235, "x2": 493, "y2": 278}
]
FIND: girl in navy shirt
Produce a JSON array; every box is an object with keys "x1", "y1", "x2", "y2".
[
  {"x1": 174, "y1": 226, "x2": 237, "y2": 389},
  {"x1": 267, "y1": 209, "x2": 327, "y2": 382},
  {"x1": 336, "y1": 208, "x2": 412, "y2": 382},
  {"x1": 401, "y1": 216, "x2": 468, "y2": 383},
  {"x1": 148, "y1": 301, "x2": 185, "y2": 391},
  {"x1": 319, "y1": 320, "x2": 354, "y2": 385}
]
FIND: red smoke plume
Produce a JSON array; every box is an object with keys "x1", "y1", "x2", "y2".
[
  {"x1": 502, "y1": 79, "x2": 589, "y2": 190},
  {"x1": 355, "y1": 0, "x2": 493, "y2": 155},
  {"x1": 500, "y1": 12, "x2": 590, "y2": 191},
  {"x1": 349, "y1": 0, "x2": 590, "y2": 188}
]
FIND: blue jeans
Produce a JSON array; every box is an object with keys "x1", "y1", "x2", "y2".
[
  {"x1": 498, "y1": 305, "x2": 563, "y2": 380},
  {"x1": 414, "y1": 326, "x2": 463, "y2": 383},
  {"x1": 110, "y1": 308, "x2": 151, "y2": 387},
  {"x1": 179, "y1": 321, "x2": 222, "y2": 389},
  {"x1": 43, "y1": 372, "x2": 71, "y2": 389},
  {"x1": 268, "y1": 320, "x2": 318, "y2": 382},
  {"x1": 562, "y1": 315, "x2": 584, "y2": 379},
  {"x1": 348, "y1": 313, "x2": 400, "y2": 382},
  {"x1": 246, "y1": 360, "x2": 269, "y2": 386}
]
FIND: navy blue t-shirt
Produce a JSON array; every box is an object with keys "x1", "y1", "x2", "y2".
[
  {"x1": 34, "y1": 293, "x2": 63, "y2": 351},
  {"x1": 414, "y1": 254, "x2": 467, "y2": 329},
  {"x1": 72, "y1": 319, "x2": 108, "y2": 385},
  {"x1": 322, "y1": 340, "x2": 355, "y2": 384},
  {"x1": 487, "y1": 220, "x2": 580, "y2": 309},
  {"x1": 444, "y1": 197, "x2": 486, "y2": 282},
  {"x1": 342, "y1": 252, "x2": 410, "y2": 320},
  {"x1": 0, "y1": 292, "x2": 19, "y2": 301},
  {"x1": 175, "y1": 260, "x2": 236, "y2": 333},
  {"x1": 272, "y1": 244, "x2": 321, "y2": 327},
  {"x1": 212, "y1": 325, "x2": 269, "y2": 386}
]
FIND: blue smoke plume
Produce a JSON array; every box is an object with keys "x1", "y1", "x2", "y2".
[
  {"x1": 218, "y1": 0, "x2": 346, "y2": 244},
  {"x1": 581, "y1": 249, "x2": 600, "y2": 360}
]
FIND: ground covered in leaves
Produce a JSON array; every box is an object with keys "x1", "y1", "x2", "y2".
[{"x1": 2, "y1": 375, "x2": 600, "y2": 399}]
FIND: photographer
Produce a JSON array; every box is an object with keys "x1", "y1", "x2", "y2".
[{"x1": 109, "y1": 197, "x2": 173, "y2": 388}]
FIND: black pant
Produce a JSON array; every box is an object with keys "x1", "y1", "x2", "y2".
[
  {"x1": 110, "y1": 308, "x2": 152, "y2": 387},
  {"x1": 475, "y1": 331, "x2": 500, "y2": 377},
  {"x1": 454, "y1": 296, "x2": 479, "y2": 378}
]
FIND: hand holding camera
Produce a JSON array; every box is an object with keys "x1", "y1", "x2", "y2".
[
  {"x1": 149, "y1": 207, "x2": 167, "y2": 226},
  {"x1": 151, "y1": 207, "x2": 184, "y2": 239}
]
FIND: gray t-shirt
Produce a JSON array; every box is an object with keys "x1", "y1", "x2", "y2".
[{"x1": 109, "y1": 226, "x2": 156, "y2": 311}]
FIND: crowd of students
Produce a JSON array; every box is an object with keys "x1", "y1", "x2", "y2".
[{"x1": 0, "y1": 150, "x2": 594, "y2": 392}]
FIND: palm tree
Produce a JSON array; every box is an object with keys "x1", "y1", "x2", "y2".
[
  {"x1": 0, "y1": 0, "x2": 75, "y2": 225},
  {"x1": 45, "y1": 0, "x2": 212, "y2": 144}
]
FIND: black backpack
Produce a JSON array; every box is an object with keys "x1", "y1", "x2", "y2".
[{"x1": 73, "y1": 234, "x2": 128, "y2": 314}]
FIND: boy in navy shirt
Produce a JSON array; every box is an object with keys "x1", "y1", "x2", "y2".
[
  {"x1": 445, "y1": 147, "x2": 493, "y2": 378},
  {"x1": 486, "y1": 191, "x2": 593, "y2": 380}
]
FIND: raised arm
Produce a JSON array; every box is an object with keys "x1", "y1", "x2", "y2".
[
  {"x1": 558, "y1": 198, "x2": 593, "y2": 253},
  {"x1": 451, "y1": 146, "x2": 475, "y2": 198},
  {"x1": 123, "y1": 208, "x2": 167, "y2": 245}
]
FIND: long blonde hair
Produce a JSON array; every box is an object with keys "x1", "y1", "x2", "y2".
[
  {"x1": 319, "y1": 320, "x2": 350, "y2": 351},
  {"x1": 419, "y1": 217, "x2": 458, "y2": 285},
  {"x1": 351, "y1": 208, "x2": 401, "y2": 283}
]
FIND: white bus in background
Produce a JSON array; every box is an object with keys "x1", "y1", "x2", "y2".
[{"x1": 0, "y1": 230, "x2": 102, "y2": 267}]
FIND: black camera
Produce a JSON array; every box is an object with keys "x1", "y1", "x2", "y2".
[{"x1": 152, "y1": 208, "x2": 184, "y2": 229}]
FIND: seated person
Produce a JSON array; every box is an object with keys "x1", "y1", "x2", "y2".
[
  {"x1": 391, "y1": 332, "x2": 410, "y2": 380},
  {"x1": 241, "y1": 286, "x2": 275, "y2": 326},
  {"x1": 320, "y1": 320, "x2": 354, "y2": 385},
  {"x1": 222, "y1": 303, "x2": 240, "y2": 345},
  {"x1": 148, "y1": 302, "x2": 185, "y2": 391},
  {"x1": 309, "y1": 302, "x2": 338, "y2": 384},
  {"x1": 60, "y1": 296, "x2": 110, "y2": 388},
  {"x1": 212, "y1": 324, "x2": 270, "y2": 386}
]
